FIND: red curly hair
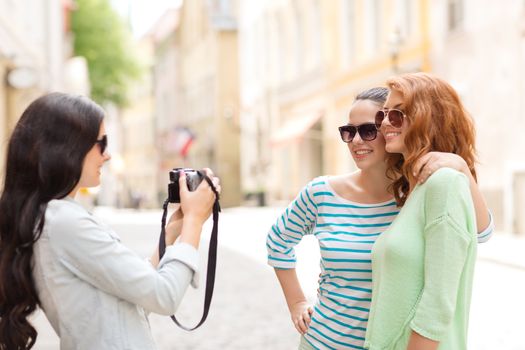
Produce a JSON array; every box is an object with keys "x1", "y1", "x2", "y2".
[{"x1": 385, "y1": 72, "x2": 477, "y2": 206}]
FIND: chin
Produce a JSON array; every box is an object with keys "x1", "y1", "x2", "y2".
[
  {"x1": 385, "y1": 143, "x2": 401, "y2": 154},
  {"x1": 354, "y1": 163, "x2": 369, "y2": 171},
  {"x1": 353, "y1": 158, "x2": 378, "y2": 170},
  {"x1": 86, "y1": 179, "x2": 101, "y2": 188}
]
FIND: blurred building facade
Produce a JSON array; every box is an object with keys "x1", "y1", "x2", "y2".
[
  {"x1": 239, "y1": 0, "x2": 525, "y2": 233},
  {"x1": 427, "y1": 0, "x2": 525, "y2": 233},
  {"x1": 2, "y1": 0, "x2": 522, "y2": 233},
  {"x1": 238, "y1": 0, "x2": 325, "y2": 204},
  {"x1": 239, "y1": 0, "x2": 429, "y2": 202},
  {"x1": 118, "y1": 38, "x2": 158, "y2": 209},
  {"x1": 0, "y1": 0, "x2": 84, "y2": 180},
  {"x1": 151, "y1": 9, "x2": 181, "y2": 204},
  {"x1": 151, "y1": 0, "x2": 241, "y2": 207}
]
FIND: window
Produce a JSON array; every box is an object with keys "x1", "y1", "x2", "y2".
[
  {"x1": 292, "y1": 3, "x2": 303, "y2": 74},
  {"x1": 396, "y1": 0, "x2": 413, "y2": 38},
  {"x1": 364, "y1": 0, "x2": 382, "y2": 56},
  {"x1": 448, "y1": 0, "x2": 464, "y2": 32},
  {"x1": 311, "y1": 0, "x2": 322, "y2": 65},
  {"x1": 340, "y1": 0, "x2": 356, "y2": 68}
]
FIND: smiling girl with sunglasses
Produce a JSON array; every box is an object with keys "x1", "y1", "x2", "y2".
[
  {"x1": 266, "y1": 87, "x2": 493, "y2": 350},
  {"x1": 364, "y1": 73, "x2": 487, "y2": 350},
  {"x1": 0, "y1": 93, "x2": 219, "y2": 349}
]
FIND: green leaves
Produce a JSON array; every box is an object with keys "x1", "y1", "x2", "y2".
[{"x1": 72, "y1": 0, "x2": 143, "y2": 106}]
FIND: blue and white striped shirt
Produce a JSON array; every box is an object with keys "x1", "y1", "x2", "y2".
[{"x1": 267, "y1": 176, "x2": 493, "y2": 350}]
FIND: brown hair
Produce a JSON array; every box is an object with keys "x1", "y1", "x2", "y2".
[{"x1": 385, "y1": 72, "x2": 477, "y2": 206}]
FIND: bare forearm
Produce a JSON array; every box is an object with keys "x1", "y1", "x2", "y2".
[
  {"x1": 149, "y1": 234, "x2": 180, "y2": 268},
  {"x1": 275, "y1": 268, "x2": 307, "y2": 311},
  {"x1": 150, "y1": 249, "x2": 160, "y2": 268},
  {"x1": 178, "y1": 216, "x2": 204, "y2": 249},
  {"x1": 150, "y1": 217, "x2": 184, "y2": 268},
  {"x1": 407, "y1": 331, "x2": 439, "y2": 350},
  {"x1": 464, "y1": 169, "x2": 490, "y2": 232}
]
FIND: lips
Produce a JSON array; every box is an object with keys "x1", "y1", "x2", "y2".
[
  {"x1": 353, "y1": 149, "x2": 373, "y2": 159},
  {"x1": 384, "y1": 131, "x2": 401, "y2": 141}
]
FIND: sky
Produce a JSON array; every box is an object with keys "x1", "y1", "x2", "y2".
[{"x1": 111, "y1": 0, "x2": 182, "y2": 37}]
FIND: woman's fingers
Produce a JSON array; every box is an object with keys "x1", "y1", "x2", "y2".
[
  {"x1": 418, "y1": 164, "x2": 434, "y2": 184},
  {"x1": 202, "y1": 167, "x2": 214, "y2": 177},
  {"x1": 303, "y1": 308, "x2": 312, "y2": 325},
  {"x1": 295, "y1": 308, "x2": 314, "y2": 334},
  {"x1": 201, "y1": 168, "x2": 221, "y2": 194},
  {"x1": 294, "y1": 315, "x2": 308, "y2": 334},
  {"x1": 212, "y1": 177, "x2": 221, "y2": 194},
  {"x1": 413, "y1": 153, "x2": 432, "y2": 178},
  {"x1": 416, "y1": 152, "x2": 468, "y2": 184}
]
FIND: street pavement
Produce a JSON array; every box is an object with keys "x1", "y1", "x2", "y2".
[{"x1": 31, "y1": 206, "x2": 525, "y2": 349}]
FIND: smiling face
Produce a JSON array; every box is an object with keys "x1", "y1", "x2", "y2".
[
  {"x1": 77, "y1": 122, "x2": 111, "y2": 189},
  {"x1": 346, "y1": 99, "x2": 387, "y2": 171},
  {"x1": 379, "y1": 89, "x2": 409, "y2": 156}
]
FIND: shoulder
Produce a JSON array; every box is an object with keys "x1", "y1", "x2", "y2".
[
  {"x1": 309, "y1": 175, "x2": 329, "y2": 187},
  {"x1": 291, "y1": 176, "x2": 331, "y2": 207},
  {"x1": 324, "y1": 173, "x2": 355, "y2": 199},
  {"x1": 46, "y1": 199, "x2": 92, "y2": 223},
  {"x1": 424, "y1": 167, "x2": 469, "y2": 192},
  {"x1": 45, "y1": 199, "x2": 101, "y2": 239},
  {"x1": 421, "y1": 168, "x2": 474, "y2": 223},
  {"x1": 301, "y1": 176, "x2": 329, "y2": 194},
  {"x1": 325, "y1": 174, "x2": 348, "y2": 189}
]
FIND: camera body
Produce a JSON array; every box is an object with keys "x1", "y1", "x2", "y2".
[{"x1": 168, "y1": 168, "x2": 204, "y2": 203}]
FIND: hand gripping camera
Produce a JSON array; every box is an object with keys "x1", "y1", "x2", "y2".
[{"x1": 168, "y1": 168, "x2": 204, "y2": 203}]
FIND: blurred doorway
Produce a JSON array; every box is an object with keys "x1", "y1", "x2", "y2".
[{"x1": 514, "y1": 172, "x2": 525, "y2": 234}]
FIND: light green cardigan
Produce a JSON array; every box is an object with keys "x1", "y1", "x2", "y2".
[{"x1": 364, "y1": 168, "x2": 477, "y2": 350}]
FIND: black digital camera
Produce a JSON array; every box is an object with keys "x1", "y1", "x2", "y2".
[{"x1": 168, "y1": 168, "x2": 205, "y2": 203}]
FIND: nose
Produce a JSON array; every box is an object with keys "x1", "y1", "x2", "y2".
[
  {"x1": 379, "y1": 116, "x2": 391, "y2": 131},
  {"x1": 351, "y1": 131, "x2": 364, "y2": 144},
  {"x1": 104, "y1": 151, "x2": 112, "y2": 162}
]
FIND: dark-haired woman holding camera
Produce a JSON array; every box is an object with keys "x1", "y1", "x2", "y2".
[{"x1": 0, "y1": 92, "x2": 220, "y2": 350}]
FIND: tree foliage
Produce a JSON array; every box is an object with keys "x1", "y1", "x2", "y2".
[{"x1": 72, "y1": 0, "x2": 142, "y2": 106}]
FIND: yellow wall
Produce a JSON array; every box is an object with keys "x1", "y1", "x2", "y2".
[
  {"x1": 215, "y1": 30, "x2": 241, "y2": 207},
  {"x1": 173, "y1": 0, "x2": 241, "y2": 207}
]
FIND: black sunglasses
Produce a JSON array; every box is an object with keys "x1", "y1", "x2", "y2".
[
  {"x1": 95, "y1": 135, "x2": 108, "y2": 155},
  {"x1": 338, "y1": 123, "x2": 378, "y2": 143},
  {"x1": 375, "y1": 108, "x2": 406, "y2": 129}
]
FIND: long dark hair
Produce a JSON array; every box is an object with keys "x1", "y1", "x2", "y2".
[{"x1": 0, "y1": 92, "x2": 104, "y2": 349}]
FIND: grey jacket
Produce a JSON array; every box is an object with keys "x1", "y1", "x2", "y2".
[{"x1": 33, "y1": 198, "x2": 199, "y2": 349}]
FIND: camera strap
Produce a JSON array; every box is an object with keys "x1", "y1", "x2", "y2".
[{"x1": 158, "y1": 173, "x2": 221, "y2": 331}]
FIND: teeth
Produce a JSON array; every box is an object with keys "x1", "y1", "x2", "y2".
[
  {"x1": 386, "y1": 132, "x2": 400, "y2": 137},
  {"x1": 355, "y1": 150, "x2": 372, "y2": 155}
]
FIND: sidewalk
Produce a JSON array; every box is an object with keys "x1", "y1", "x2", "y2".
[
  {"x1": 215, "y1": 206, "x2": 525, "y2": 275},
  {"x1": 93, "y1": 205, "x2": 525, "y2": 294},
  {"x1": 476, "y1": 231, "x2": 525, "y2": 270},
  {"x1": 32, "y1": 206, "x2": 301, "y2": 350},
  {"x1": 31, "y1": 206, "x2": 525, "y2": 349},
  {"x1": 31, "y1": 244, "x2": 301, "y2": 350},
  {"x1": 148, "y1": 244, "x2": 300, "y2": 350}
]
